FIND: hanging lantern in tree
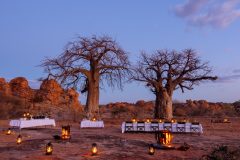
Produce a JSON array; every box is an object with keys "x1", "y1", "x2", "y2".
[
  {"x1": 61, "y1": 125, "x2": 71, "y2": 140},
  {"x1": 46, "y1": 142, "x2": 53, "y2": 155},
  {"x1": 91, "y1": 143, "x2": 98, "y2": 156},
  {"x1": 6, "y1": 128, "x2": 12, "y2": 135},
  {"x1": 148, "y1": 144, "x2": 155, "y2": 155},
  {"x1": 16, "y1": 135, "x2": 22, "y2": 144}
]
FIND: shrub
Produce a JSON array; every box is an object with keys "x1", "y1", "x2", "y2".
[{"x1": 201, "y1": 145, "x2": 240, "y2": 160}]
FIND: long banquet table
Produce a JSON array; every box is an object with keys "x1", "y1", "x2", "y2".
[
  {"x1": 9, "y1": 118, "x2": 56, "y2": 129},
  {"x1": 80, "y1": 120, "x2": 104, "y2": 128},
  {"x1": 121, "y1": 121, "x2": 203, "y2": 134}
]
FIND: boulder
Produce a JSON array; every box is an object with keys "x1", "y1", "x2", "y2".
[
  {"x1": 9, "y1": 77, "x2": 33, "y2": 100},
  {"x1": 36, "y1": 79, "x2": 64, "y2": 105},
  {"x1": 0, "y1": 78, "x2": 11, "y2": 95},
  {"x1": 65, "y1": 88, "x2": 81, "y2": 108}
]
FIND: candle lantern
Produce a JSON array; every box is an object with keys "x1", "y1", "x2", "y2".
[
  {"x1": 16, "y1": 135, "x2": 22, "y2": 144},
  {"x1": 146, "y1": 118, "x2": 151, "y2": 123},
  {"x1": 6, "y1": 128, "x2": 12, "y2": 135},
  {"x1": 91, "y1": 143, "x2": 98, "y2": 156},
  {"x1": 131, "y1": 118, "x2": 137, "y2": 123},
  {"x1": 61, "y1": 125, "x2": 71, "y2": 140},
  {"x1": 148, "y1": 144, "x2": 155, "y2": 155},
  {"x1": 158, "y1": 130, "x2": 173, "y2": 145},
  {"x1": 171, "y1": 119, "x2": 176, "y2": 123},
  {"x1": 159, "y1": 119, "x2": 163, "y2": 123},
  {"x1": 92, "y1": 117, "x2": 96, "y2": 121},
  {"x1": 46, "y1": 142, "x2": 53, "y2": 155}
]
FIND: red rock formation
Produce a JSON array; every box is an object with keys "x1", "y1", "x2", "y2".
[
  {"x1": 36, "y1": 79, "x2": 64, "y2": 105},
  {"x1": 65, "y1": 88, "x2": 81, "y2": 108},
  {"x1": 9, "y1": 77, "x2": 33, "y2": 100},
  {"x1": 0, "y1": 78, "x2": 11, "y2": 95}
]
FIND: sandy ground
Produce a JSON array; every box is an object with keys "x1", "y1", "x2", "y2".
[{"x1": 0, "y1": 117, "x2": 240, "y2": 160}]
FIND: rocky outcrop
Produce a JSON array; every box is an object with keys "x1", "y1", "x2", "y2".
[
  {"x1": 0, "y1": 78, "x2": 11, "y2": 95},
  {"x1": 36, "y1": 79, "x2": 64, "y2": 105},
  {"x1": 9, "y1": 77, "x2": 34, "y2": 100},
  {"x1": 0, "y1": 77, "x2": 81, "y2": 108},
  {"x1": 65, "y1": 88, "x2": 81, "y2": 108}
]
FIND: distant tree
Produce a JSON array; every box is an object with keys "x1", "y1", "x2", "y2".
[
  {"x1": 41, "y1": 35, "x2": 130, "y2": 117},
  {"x1": 131, "y1": 49, "x2": 217, "y2": 120}
]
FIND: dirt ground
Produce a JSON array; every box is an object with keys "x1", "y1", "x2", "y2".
[{"x1": 0, "y1": 117, "x2": 240, "y2": 160}]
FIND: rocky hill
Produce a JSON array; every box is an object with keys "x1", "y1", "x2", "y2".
[
  {"x1": 1, "y1": 77, "x2": 239, "y2": 120},
  {"x1": 0, "y1": 77, "x2": 82, "y2": 120},
  {"x1": 100, "y1": 100, "x2": 239, "y2": 120}
]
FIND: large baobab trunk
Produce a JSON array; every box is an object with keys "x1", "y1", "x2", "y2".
[
  {"x1": 155, "y1": 90, "x2": 173, "y2": 120},
  {"x1": 85, "y1": 74, "x2": 100, "y2": 116}
]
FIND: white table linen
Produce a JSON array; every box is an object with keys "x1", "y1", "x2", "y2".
[
  {"x1": 80, "y1": 120, "x2": 104, "y2": 128},
  {"x1": 9, "y1": 118, "x2": 56, "y2": 129},
  {"x1": 121, "y1": 122, "x2": 203, "y2": 133}
]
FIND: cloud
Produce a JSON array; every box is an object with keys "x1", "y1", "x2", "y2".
[{"x1": 174, "y1": 0, "x2": 240, "y2": 28}]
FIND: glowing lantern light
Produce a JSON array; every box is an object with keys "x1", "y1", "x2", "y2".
[
  {"x1": 92, "y1": 117, "x2": 96, "y2": 121},
  {"x1": 46, "y1": 142, "x2": 53, "y2": 155},
  {"x1": 223, "y1": 118, "x2": 229, "y2": 123},
  {"x1": 159, "y1": 130, "x2": 173, "y2": 145},
  {"x1": 6, "y1": 128, "x2": 12, "y2": 135},
  {"x1": 146, "y1": 118, "x2": 151, "y2": 123},
  {"x1": 148, "y1": 144, "x2": 155, "y2": 155},
  {"x1": 131, "y1": 118, "x2": 137, "y2": 123},
  {"x1": 91, "y1": 143, "x2": 98, "y2": 156},
  {"x1": 61, "y1": 125, "x2": 71, "y2": 140},
  {"x1": 16, "y1": 135, "x2": 22, "y2": 144}
]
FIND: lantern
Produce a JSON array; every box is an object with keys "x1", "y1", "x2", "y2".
[
  {"x1": 6, "y1": 128, "x2": 12, "y2": 135},
  {"x1": 157, "y1": 130, "x2": 173, "y2": 145},
  {"x1": 46, "y1": 142, "x2": 53, "y2": 155},
  {"x1": 131, "y1": 118, "x2": 137, "y2": 123},
  {"x1": 171, "y1": 119, "x2": 176, "y2": 123},
  {"x1": 91, "y1": 143, "x2": 98, "y2": 156},
  {"x1": 92, "y1": 117, "x2": 96, "y2": 121},
  {"x1": 159, "y1": 119, "x2": 163, "y2": 123},
  {"x1": 146, "y1": 118, "x2": 151, "y2": 123},
  {"x1": 223, "y1": 118, "x2": 228, "y2": 123},
  {"x1": 16, "y1": 135, "x2": 22, "y2": 144},
  {"x1": 148, "y1": 144, "x2": 155, "y2": 155},
  {"x1": 61, "y1": 125, "x2": 71, "y2": 140}
]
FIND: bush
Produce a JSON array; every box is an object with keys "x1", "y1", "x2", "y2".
[
  {"x1": 201, "y1": 145, "x2": 240, "y2": 160},
  {"x1": 111, "y1": 106, "x2": 129, "y2": 118}
]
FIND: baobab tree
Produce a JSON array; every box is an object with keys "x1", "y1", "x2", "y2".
[
  {"x1": 132, "y1": 49, "x2": 217, "y2": 120},
  {"x1": 41, "y1": 35, "x2": 130, "y2": 117}
]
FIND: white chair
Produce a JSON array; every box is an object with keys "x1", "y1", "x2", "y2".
[
  {"x1": 137, "y1": 121, "x2": 145, "y2": 131},
  {"x1": 125, "y1": 122, "x2": 134, "y2": 132},
  {"x1": 190, "y1": 122, "x2": 200, "y2": 132},
  {"x1": 177, "y1": 122, "x2": 186, "y2": 132},
  {"x1": 163, "y1": 122, "x2": 172, "y2": 131},
  {"x1": 150, "y1": 122, "x2": 159, "y2": 131}
]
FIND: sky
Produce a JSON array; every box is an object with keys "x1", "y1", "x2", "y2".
[{"x1": 1, "y1": 0, "x2": 240, "y2": 104}]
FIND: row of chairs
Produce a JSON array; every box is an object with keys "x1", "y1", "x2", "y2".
[{"x1": 125, "y1": 121, "x2": 200, "y2": 133}]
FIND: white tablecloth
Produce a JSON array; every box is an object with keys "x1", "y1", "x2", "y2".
[
  {"x1": 9, "y1": 118, "x2": 56, "y2": 129},
  {"x1": 80, "y1": 120, "x2": 104, "y2": 128},
  {"x1": 121, "y1": 122, "x2": 203, "y2": 134}
]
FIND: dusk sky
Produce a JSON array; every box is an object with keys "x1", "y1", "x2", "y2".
[{"x1": 1, "y1": 0, "x2": 240, "y2": 104}]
